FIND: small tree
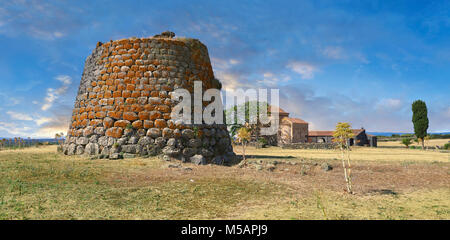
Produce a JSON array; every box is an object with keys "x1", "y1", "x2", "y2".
[
  {"x1": 236, "y1": 126, "x2": 251, "y2": 162},
  {"x1": 412, "y1": 100, "x2": 429, "y2": 150},
  {"x1": 333, "y1": 122, "x2": 354, "y2": 194},
  {"x1": 55, "y1": 133, "x2": 61, "y2": 144},
  {"x1": 401, "y1": 138, "x2": 412, "y2": 148}
]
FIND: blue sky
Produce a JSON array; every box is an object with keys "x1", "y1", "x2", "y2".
[{"x1": 0, "y1": 0, "x2": 449, "y2": 137}]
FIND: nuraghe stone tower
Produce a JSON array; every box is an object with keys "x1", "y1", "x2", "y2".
[{"x1": 63, "y1": 32, "x2": 236, "y2": 165}]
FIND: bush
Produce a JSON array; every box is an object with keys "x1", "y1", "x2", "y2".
[
  {"x1": 256, "y1": 137, "x2": 268, "y2": 149},
  {"x1": 258, "y1": 137, "x2": 268, "y2": 145},
  {"x1": 402, "y1": 138, "x2": 412, "y2": 148},
  {"x1": 444, "y1": 143, "x2": 450, "y2": 150}
]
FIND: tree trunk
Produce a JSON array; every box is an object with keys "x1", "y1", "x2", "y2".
[
  {"x1": 340, "y1": 145, "x2": 352, "y2": 194},
  {"x1": 242, "y1": 142, "x2": 246, "y2": 161},
  {"x1": 345, "y1": 144, "x2": 353, "y2": 194}
]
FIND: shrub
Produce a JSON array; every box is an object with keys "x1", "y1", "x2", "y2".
[
  {"x1": 402, "y1": 138, "x2": 412, "y2": 148},
  {"x1": 444, "y1": 143, "x2": 450, "y2": 150},
  {"x1": 258, "y1": 137, "x2": 268, "y2": 145}
]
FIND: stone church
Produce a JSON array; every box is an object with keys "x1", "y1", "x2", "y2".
[
  {"x1": 270, "y1": 106, "x2": 309, "y2": 144},
  {"x1": 268, "y1": 107, "x2": 377, "y2": 147}
]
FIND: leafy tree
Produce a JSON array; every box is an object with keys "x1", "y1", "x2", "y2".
[
  {"x1": 412, "y1": 100, "x2": 429, "y2": 150},
  {"x1": 236, "y1": 126, "x2": 251, "y2": 162},
  {"x1": 332, "y1": 122, "x2": 354, "y2": 194},
  {"x1": 225, "y1": 101, "x2": 270, "y2": 138},
  {"x1": 401, "y1": 138, "x2": 412, "y2": 148}
]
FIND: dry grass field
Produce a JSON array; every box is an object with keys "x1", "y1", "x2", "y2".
[
  {"x1": 0, "y1": 144, "x2": 448, "y2": 220},
  {"x1": 378, "y1": 139, "x2": 450, "y2": 148}
]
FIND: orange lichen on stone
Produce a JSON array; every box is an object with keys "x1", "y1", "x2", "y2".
[
  {"x1": 125, "y1": 98, "x2": 136, "y2": 105},
  {"x1": 107, "y1": 111, "x2": 122, "y2": 119},
  {"x1": 105, "y1": 127, "x2": 123, "y2": 138},
  {"x1": 138, "y1": 111, "x2": 150, "y2": 120},
  {"x1": 144, "y1": 104, "x2": 154, "y2": 111},
  {"x1": 143, "y1": 120, "x2": 154, "y2": 129},
  {"x1": 157, "y1": 105, "x2": 170, "y2": 113},
  {"x1": 95, "y1": 111, "x2": 106, "y2": 118},
  {"x1": 154, "y1": 119, "x2": 167, "y2": 128},
  {"x1": 149, "y1": 111, "x2": 161, "y2": 120},
  {"x1": 123, "y1": 112, "x2": 138, "y2": 121},
  {"x1": 132, "y1": 120, "x2": 143, "y2": 129},
  {"x1": 122, "y1": 90, "x2": 131, "y2": 98},
  {"x1": 90, "y1": 119, "x2": 103, "y2": 127},
  {"x1": 114, "y1": 120, "x2": 130, "y2": 128},
  {"x1": 126, "y1": 84, "x2": 135, "y2": 91}
]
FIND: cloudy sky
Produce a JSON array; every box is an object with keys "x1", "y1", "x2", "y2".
[{"x1": 0, "y1": 0, "x2": 449, "y2": 138}]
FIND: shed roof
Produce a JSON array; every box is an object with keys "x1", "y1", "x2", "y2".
[
  {"x1": 308, "y1": 131, "x2": 334, "y2": 136},
  {"x1": 308, "y1": 129, "x2": 366, "y2": 137}
]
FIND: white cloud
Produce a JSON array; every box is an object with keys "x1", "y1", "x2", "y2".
[
  {"x1": 31, "y1": 126, "x2": 67, "y2": 138},
  {"x1": 41, "y1": 75, "x2": 72, "y2": 111},
  {"x1": 376, "y1": 98, "x2": 403, "y2": 111},
  {"x1": 322, "y1": 46, "x2": 345, "y2": 59},
  {"x1": 0, "y1": 121, "x2": 31, "y2": 137},
  {"x1": 257, "y1": 72, "x2": 291, "y2": 86},
  {"x1": 34, "y1": 117, "x2": 52, "y2": 126},
  {"x1": 229, "y1": 59, "x2": 240, "y2": 65},
  {"x1": 6, "y1": 111, "x2": 33, "y2": 121},
  {"x1": 55, "y1": 75, "x2": 72, "y2": 85},
  {"x1": 211, "y1": 57, "x2": 241, "y2": 70},
  {"x1": 53, "y1": 31, "x2": 64, "y2": 38},
  {"x1": 5, "y1": 111, "x2": 53, "y2": 126},
  {"x1": 211, "y1": 57, "x2": 249, "y2": 90},
  {"x1": 263, "y1": 72, "x2": 274, "y2": 78},
  {"x1": 287, "y1": 61, "x2": 318, "y2": 79},
  {"x1": 0, "y1": 2, "x2": 86, "y2": 40}
]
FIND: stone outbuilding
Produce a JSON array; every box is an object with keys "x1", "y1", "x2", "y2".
[{"x1": 308, "y1": 128, "x2": 377, "y2": 147}]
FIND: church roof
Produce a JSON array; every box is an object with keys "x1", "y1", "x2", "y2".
[
  {"x1": 268, "y1": 105, "x2": 288, "y2": 114},
  {"x1": 283, "y1": 117, "x2": 308, "y2": 124}
]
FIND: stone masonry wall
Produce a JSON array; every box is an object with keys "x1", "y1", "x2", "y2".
[
  {"x1": 62, "y1": 33, "x2": 236, "y2": 165},
  {"x1": 280, "y1": 142, "x2": 337, "y2": 150}
]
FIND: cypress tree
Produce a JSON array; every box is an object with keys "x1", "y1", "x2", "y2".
[{"x1": 412, "y1": 100, "x2": 429, "y2": 149}]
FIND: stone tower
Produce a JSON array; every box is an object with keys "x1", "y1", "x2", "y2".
[{"x1": 62, "y1": 32, "x2": 236, "y2": 165}]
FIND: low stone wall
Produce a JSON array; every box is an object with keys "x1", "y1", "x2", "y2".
[{"x1": 280, "y1": 142, "x2": 337, "y2": 149}]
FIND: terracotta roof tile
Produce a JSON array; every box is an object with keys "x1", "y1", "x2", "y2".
[
  {"x1": 308, "y1": 131, "x2": 334, "y2": 136},
  {"x1": 308, "y1": 129, "x2": 366, "y2": 137},
  {"x1": 283, "y1": 117, "x2": 308, "y2": 124},
  {"x1": 268, "y1": 105, "x2": 288, "y2": 114}
]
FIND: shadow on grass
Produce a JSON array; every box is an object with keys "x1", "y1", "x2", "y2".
[
  {"x1": 367, "y1": 189, "x2": 398, "y2": 196},
  {"x1": 236, "y1": 155, "x2": 295, "y2": 160}
]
